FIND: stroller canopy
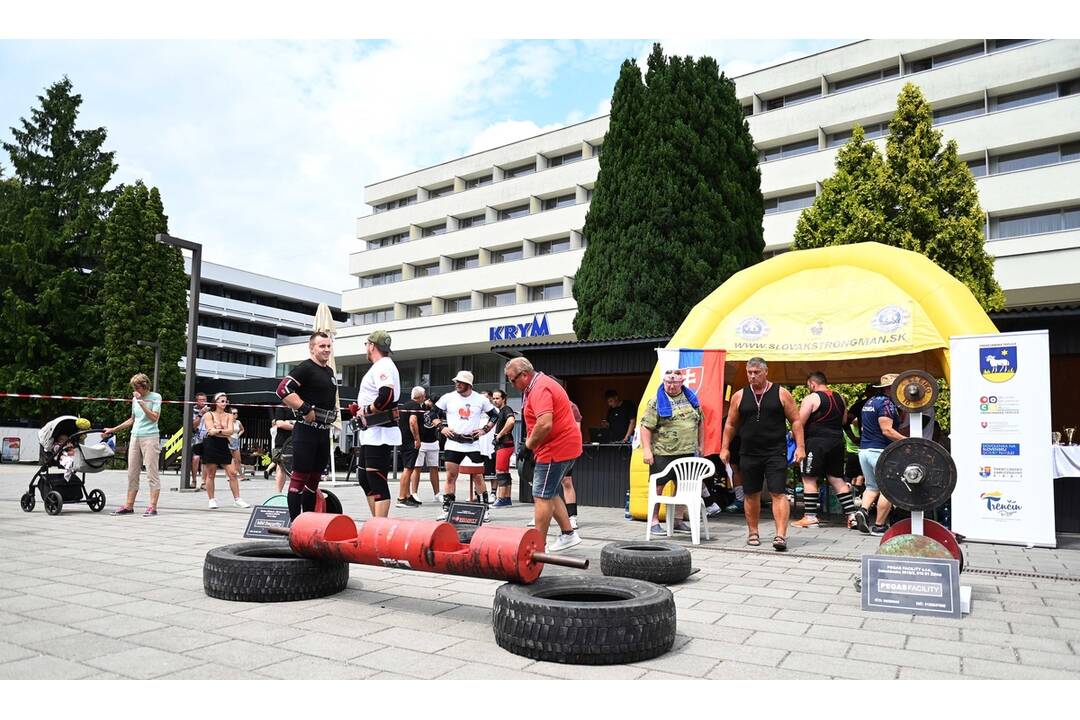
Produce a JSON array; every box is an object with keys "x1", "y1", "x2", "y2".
[{"x1": 38, "y1": 416, "x2": 80, "y2": 448}]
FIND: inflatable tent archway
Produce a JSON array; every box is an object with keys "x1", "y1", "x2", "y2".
[{"x1": 629, "y1": 242, "x2": 998, "y2": 519}]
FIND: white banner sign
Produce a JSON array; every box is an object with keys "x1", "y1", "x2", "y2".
[{"x1": 950, "y1": 330, "x2": 1055, "y2": 547}]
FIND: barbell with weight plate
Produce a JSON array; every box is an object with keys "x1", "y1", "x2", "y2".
[{"x1": 874, "y1": 437, "x2": 957, "y2": 512}]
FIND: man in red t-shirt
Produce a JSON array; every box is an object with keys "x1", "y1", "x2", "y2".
[{"x1": 505, "y1": 357, "x2": 582, "y2": 553}]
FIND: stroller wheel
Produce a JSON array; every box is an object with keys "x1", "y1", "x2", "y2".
[
  {"x1": 44, "y1": 490, "x2": 63, "y2": 516},
  {"x1": 20, "y1": 492, "x2": 35, "y2": 512},
  {"x1": 88, "y1": 489, "x2": 106, "y2": 512}
]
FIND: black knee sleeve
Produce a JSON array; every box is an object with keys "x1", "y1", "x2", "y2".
[
  {"x1": 362, "y1": 469, "x2": 390, "y2": 501},
  {"x1": 496, "y1": 472, "x2": 512, "y2": 488}
]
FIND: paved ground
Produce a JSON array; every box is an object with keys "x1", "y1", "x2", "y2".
[{"x1": 1, "y1": 463, "x2": 1079, "y2": 680}]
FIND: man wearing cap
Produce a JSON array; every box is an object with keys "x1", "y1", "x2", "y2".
[
  {"x1": 720, "y1": 357, "x2": 805, "y2": 552},
  {"x1": 355, "y1": 330, "x2": 401, "y2": 518},
  {"x1": 428, "y1": 370, "x2": 500, "y2": 520},
  {"x1": 276, "y1": 332, "x2": 338, "y2": 521},
  {"x1": 640, "y1": 367, "x2": 701, "y2": 535},
  {"x1": 853, "y1": 373, "x2": 905, "y2": 535}
]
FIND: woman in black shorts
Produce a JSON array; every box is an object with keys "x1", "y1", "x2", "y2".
[{"x1": 200, "y1": 392, "x2": 250, "y2": 510}]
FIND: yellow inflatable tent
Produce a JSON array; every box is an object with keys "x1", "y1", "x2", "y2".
[{"x1": 629, "y1": 242, "x2": 997, "y2": 520}]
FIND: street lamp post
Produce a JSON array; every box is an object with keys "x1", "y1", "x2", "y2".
[
  {"x1": 136, "y1": 340, "x2": 161, "y2": 392},
  {"x1": 156, "y1": 233, "x2": 202, "y2": 491}
]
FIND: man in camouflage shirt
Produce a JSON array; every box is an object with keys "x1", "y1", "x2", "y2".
[{"x1": 640, "y1": 367, "x2": 702, "y2": 535}]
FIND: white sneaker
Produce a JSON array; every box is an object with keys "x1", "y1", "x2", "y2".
[
  {"x1": 437, "y1": 508, "x2": 449, "y2": 521},
  {"x1": 569, "y1": 515, "x2": 579, "y2": 530},
  {"x1": 526, "y1": 517, "x2": 536, "y2": 527},
  {"x1": 433, "y1": 492, "x2": 443, "y2": 504},
  {"x1": 208, "y1": 498, "x2": 219, "y2": 509},
  {"x1": 233, "y1": 498, "x2": 250, "y2": 509},
  {"x1": 546, "y1": 531, "x2": 582, "y2": 553}
]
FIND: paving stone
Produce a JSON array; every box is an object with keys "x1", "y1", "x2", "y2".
[
  {"x1": 0, "y1": 641, "x2": 37, "y2": 664},
  {"x1": 782, "y1": 651, "x2": 897, "y2": 679},
  {"x1": 173, "y1": 607, "x2": 276, "y2": 630},
  {"x1": 848, "y1": 643, "x2": 961, "y2": 673},
  {"x1": 351, "y1": 646, "x2": 467, "y2": 678},
  {"x1": 897, "y1": 667, "x2": 971, "y2": 679},
  {"x1": 529, "y1": 659, "x2": 648, "y2": 680},
  {"x1": 905, "y1": 635, "x2": 1017, "y2": 663},
  {"x1": 0, "y1": 618, "x2": 81, "y2": 645},
  {"x1": 1015, "y1": 649, "x2": 1080, "y2": 672},
  {"x1": 695, "y1": 600, "x2": 777, "y2": 619},
  {"x1": 715, "y1": 613, "x2": 811, "y2": 636},
  {"x1": 0, "y1": 594, "x2": 66, "y2": 614},
  {"x1": 71, "y1": 615, "x2": 167, "y2": 637},
  {"x1": 166, "y1": 662, "x2": 271, "y2": 680},
  {"x1": 861, "y1": 617, "x2": 959, "y2": 641},
  {"x1": 681, "y1": 638, "x2": 787, "y2": 667},
  {"x1": 277, "y1": 631, "x2": 383, "y2": 661},
  {"x1": 706, "y1": 659, "x2": 821, "y2": 680},
  {"x1": 0, "y1": 653, "x2": 98, "y2": 680},
  {"x1": 962, "y1": 628, "x2": 1074, "y2": 654},
  {"x1": 627, "y1": 650, "x2": 720, "y2": 677},
  {"x1": 361, "y1": 626, "x2": 464, "y2": 653},
  {"x1": 124, "y1": 626, "x2": 227, "y2": 653},
  {"x1": 22, "y1": 632, "x2": 138, "y2": 662},
  {"x1": 436, "y1": 662, "x2": 540, "y2": 680},
  {"x1": 775, "y1": 609, "x2": 862, "y2": 629},
  {"x1": 963, "y1": 657, "x2": 1080, "y2": 680},
  {"x1": 1007, "y1": 621, "x2": 1080, "y2": 643},
  {"x1": 746, "y1": 630, "x2": 851, "y2": 657},
  {"x1": 184, "y1": 638, "x2": 297, "y2": 670},
  {"x1": 258, "y1": 656, "x2": 380, "y2": 680},
  {"x1": 437, "y1": 638, "x2": 534, "y2": 670},
  {"x1": 807, "y1": 624, "x2": 903, "y2": 648},
  {"x1": 84, "y1": 646, "x2": 204, "y2": 679}
]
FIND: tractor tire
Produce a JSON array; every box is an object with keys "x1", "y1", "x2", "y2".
[
  {"x1": 203, "y1": 541, "x2": 348, "y2": 603},
  {"x1": 600, "y1": 541, "x2": 692, "y2": 584},
  {"x1": 492, "y1": 575, "x2": 676, "y2": 665}
]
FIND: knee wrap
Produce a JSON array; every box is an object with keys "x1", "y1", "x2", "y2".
[{"x1": 363, "y1": 469, "x2": 390, "y2": 500}]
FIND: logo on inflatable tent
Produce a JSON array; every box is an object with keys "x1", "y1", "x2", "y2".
[
  {"x1": 735, "y1": 316, "x2": 769, "y2": 340},
  {"x1": 871, "y1": 305, "x2": 910, "y2": 333}
]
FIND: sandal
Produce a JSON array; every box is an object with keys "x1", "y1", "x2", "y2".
[
  {"x1": 747, "y1": 532, "x2": 760, "y2": 546},
  {"x1": 773, "y1": 536, "x2": 787, "y2": 551}
]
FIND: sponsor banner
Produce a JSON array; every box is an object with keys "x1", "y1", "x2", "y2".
[{"x1": 951, "y1": 331, "x2": 1054, "y2": 547}]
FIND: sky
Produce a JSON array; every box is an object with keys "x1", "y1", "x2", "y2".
[
  {"x1": 0, "y1": 36, "x2": 846, "y2": 293},
  {"x1": 1, "y1": 1, "x2": 1050, "y2": 298}
]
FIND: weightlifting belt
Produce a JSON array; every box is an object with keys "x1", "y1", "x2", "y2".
[
  {"x1": 295, "y1": 406, "x2": 338, "y2": 430},
  {"x1": 360, "y1": 406, "x2": 399, "y2": 429},
  {"x1": 445, "y1": 431, "x2": 481, "y2": 444}
]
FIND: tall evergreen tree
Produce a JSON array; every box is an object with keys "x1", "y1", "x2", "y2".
[
  {"x1": 573, "y1": 44, "x2": 764, "y2": 339},
  {"x1": 85, "y1": 182, "x2": 186, "y2": 431},
  {"x1": 0, "y1": 77, "x2": 118, "y2": 422},
  {"x1": 793, "y1": 82, "x2": 1004, "y2": 312}
]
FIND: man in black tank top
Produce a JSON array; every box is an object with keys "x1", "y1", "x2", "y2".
[
  {"x1": 720, "y1": 357, "x2": 805, "y2": 551},
  {"x1": 793, "y1": 371, "x2": 859, "y2": 529}
]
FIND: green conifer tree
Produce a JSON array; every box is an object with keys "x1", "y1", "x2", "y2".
[{"x1": 573, "y1": 44, "x2": 764, "y2": 339}]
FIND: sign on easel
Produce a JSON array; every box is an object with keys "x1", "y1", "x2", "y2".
[
  {"x1": 244, "y1": 505, "x2": 292, "y2": 539},
  {"x1": 446, "y1": 501, "x2": 487, "y2": 543},
  {"x1": 861, "y1": 555, "x2": 962, "y2": 618}
]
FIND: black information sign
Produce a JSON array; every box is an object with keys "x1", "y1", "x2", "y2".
[
  {"x1": 446, "y1": 501, "x2": 487, "y2": 543},
  {"x1": 861, "y1": 555, "x2": 961, "y2": 618},
  {"x1": 244, "y1": 505, "x2": 292, "y2": 539}
]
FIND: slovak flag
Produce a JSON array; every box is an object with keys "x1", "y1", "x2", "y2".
[{"x1": 655, "y1": 348, "x2": 727, "y2": 456}]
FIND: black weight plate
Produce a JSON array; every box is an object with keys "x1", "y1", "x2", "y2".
[{"x1": 874, "y1": 438, "x2": 956, "y2": 512}]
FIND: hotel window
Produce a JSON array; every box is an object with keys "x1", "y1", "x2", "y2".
[
  {"x1": 414, "y1": 261, "x2": 440, "y2": 278},
  {"x1": 498, "y1": 203, "x2": 530, "y2": 221},
  {"x1": 966, "y1": 157, "x2": 987, "y2": 177},
  {"x1": 374, "y1": 194, "x2": 417, "y2": 213},
  {"x1": 483, "y1": 289, "x2": 516, "y2": 308},
  {"x1": 828, "y1": 65, "x2": 899, "y2": 94},
  {"x1": 758, "y1": 137, "x2": 818, "y2": 163},
  {"x1": 490, "y1": 246, "x2": 523, "y2": 264},
  {"x1": 406, "y1": 303, "x2": 432, "y2": 319},
  {"x1": 991, "y1": 144, "x2": 1062, "y2": 174},
  {"x1": 586, "y1": 188, "x2": 594, "y2": 201},
  {"x1": 547, "y1": 150, "x2": 583, "y2": 167},
  {"x1": 764, "y1": 85, "x2": 821, "y2": 111},
  {"x1": 503, "y1": 162, "x2": 536, "y2": 179},
  {"x1": 535, "y1": 237, "x2": 571, "y2": 256},
  {"x1": 763, "y1": 190, "x2": 816, "y2": 215},
  {"x1": 742, "y1": 104, "x2": 753, "y2": 116},
  {"x1": 367, "y1": 230, "x2": 410, "y2": 250},
  {"x1": 444, "y1": 296, "x2": 472, "y2": 313},
  {"x1": 542, "y1": 193, "x2": 576, "y2": 211},
  {"x1": 933, "y1": 99, "x2": 985, "y2": 125},
  {"x1": 358, "y1": 269, "x2": 402, "y2": 288},
  {"x1": 421, "y1": 223, "x2": 447, "y2": 237},
  {"x1": 591, "y1": 143, "x2": 603, "y2": 157},
  {"x1": 988, "y1": 80, "x2": 1080, "y2": 112},
  {"x1": 452, "y1": 254, "x2": 479, "y2": 271},
  {"x1": 457, "y1": 213, "x2": 486, "y2": 229},
  {"x1": 906, "y1": 43, "x2": 983, "y2": 74},
  {"x1": 826, "y1": 122, "x2": 888, "y2": 148},
  {"x1": 988, "y1": 39, "x2": 1037, "y2": 52},
  {"x1": 356, "y1": 307, "x2": 394, "y2": 324},
  {"x1": 529, "y1": 282, "x2": 564, "y2": 301},
  {"x1": 465, "y1": 174, "x2": 493, "y2": 189},
  {"x1": 989, "y1": 206, "x2": 1080, "y2": 240},
  {"x1": 427, "y1": 184, "x2": 453, "y2": 199}
]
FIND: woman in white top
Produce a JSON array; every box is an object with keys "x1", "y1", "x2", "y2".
[{"x1": 229, "y1": 408, "x2": 245, "y2": 477}]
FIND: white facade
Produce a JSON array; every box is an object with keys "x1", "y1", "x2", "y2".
[
  {"x1": 280, "y1": 39, "x2": 1080, "y2": 383},
  {"x1": 182, "y1": 259, "x2": 343, "y2": 380}
]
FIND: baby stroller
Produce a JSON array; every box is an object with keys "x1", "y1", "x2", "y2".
[{"x1": 21, "y1": 415, "x2": 114, "y2": 516}]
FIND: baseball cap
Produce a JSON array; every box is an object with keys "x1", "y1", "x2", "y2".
[{"x1": 367, "y1": 330, "x2": 391, "y2": 352}]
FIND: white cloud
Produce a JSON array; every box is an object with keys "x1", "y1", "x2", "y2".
[{"x1": 467, "y1": 119, "x2": 565, "y2": 155}]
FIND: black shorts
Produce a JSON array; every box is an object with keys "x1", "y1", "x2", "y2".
[
  {"x1": 740, "y1": 453, "x2": 788, "y2": 495},
  {"x1": 651, "y1": 454, "x2": 694, "y2": 486},
  {"x1": 358, "y1": 443, "x2": 392, "y2": 500},
  {"x1": 191, "y1": 442, "x2": 203, "y2": 458},
  {"x1": 291, "y1": 423, "x2": 330, "y2": 474},
  {"x1": 445, "y1": 449, "x2": 486, "y2": 465},
  {"x1": 801, "y1": 437, "x2": 845, "y2": 480},
  {"x1": 844, "y1": 451, "x2": 863, "y2": 481},
  {"x1": 401, "y1": 443, "x2": 420, "y2": 469}
]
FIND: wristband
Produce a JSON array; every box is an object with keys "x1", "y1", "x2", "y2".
[{"x1": 299, "y1": 402, "x2": 313, "y2": 416}]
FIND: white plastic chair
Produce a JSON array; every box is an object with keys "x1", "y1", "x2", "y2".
[{"x1": 646, "y1": 456, "x2": 713, "y2": 545}]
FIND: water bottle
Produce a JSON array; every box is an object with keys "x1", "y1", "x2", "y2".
[{"x1": 624, "y1": 491, "x2": 632, "y2": 519}]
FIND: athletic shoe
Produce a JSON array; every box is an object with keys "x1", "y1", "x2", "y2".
[
  {"x1": 547, "y1": 532, "x2": 582, "y2": 553},
  {"x1": 792, "y1": 516, "x2": 819, "y2": 528},
  {"x1": 526, "y1": 518, "x2": 536, "y2": 527},
  {"x1": 723, "y1": 501, "x2": 744, "y2": 514},
  {"x1": 569, "y1": 515, "x2": 579, "y2": 530},
  {"x1": 143, "y1": 507, "x2": 157, "y2": 517},
  {"x1": 673, "y1": 521, "x2": 692, "y2": 533},
  {"x1": 233, "y1": 498, "x2": 250, "y2": 509},
  {"x1": 492, "y1": 498, "x2": 512, "y2": 508},
  {"x1": 111, "y1": 506, "x2": 134, "y2": 516},
  {"x1": 208, "y1": 498, "x2": 219, "y2": 509},
  {"x1": 433, "y1": 492, "x2": 443, "y2": 504},
  {"x1": 870, "y1": 523, "x2": 888, "y2": 536},
  {"x1": 437, "y1": 501, "x2": 451, "y2": 521},
  {"x1": 847, "y1": 513, "x2": 859, "y2": 530},
  {"x1": 707, "y1": 506, "x2": 723, "y2": 519},
  {"x1": 408, "y1": 496, "x2": 423, "y2": 506},
  {"x1": 396, "y1": 497, "x2": 413, "y2": 508},
  {"x1": 852, "y1": 508, "x2": 870, "y2": 534},
  {"x1": 648, "y1": 523, "x2": 665, "y2": 535}
]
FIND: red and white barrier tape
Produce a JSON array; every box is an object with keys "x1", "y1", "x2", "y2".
[{"x1": 0, "y1": 392, "x2": 337, "y2": 410}]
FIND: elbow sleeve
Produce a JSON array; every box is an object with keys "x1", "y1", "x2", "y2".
[
  {"x1": 276, "y1": 376, "x2": 300, "y2": 400},
  {"x1": 372, "y1": 385, "x2": 394, "y2": 411}
]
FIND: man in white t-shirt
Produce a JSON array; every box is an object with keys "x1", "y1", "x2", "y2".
[
  {"x1": 428, "y1": 370, "x2": 499, "y2": 520},
  {"x1": 355, "y1": 330, "x2": 401, "y2": 518}
]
